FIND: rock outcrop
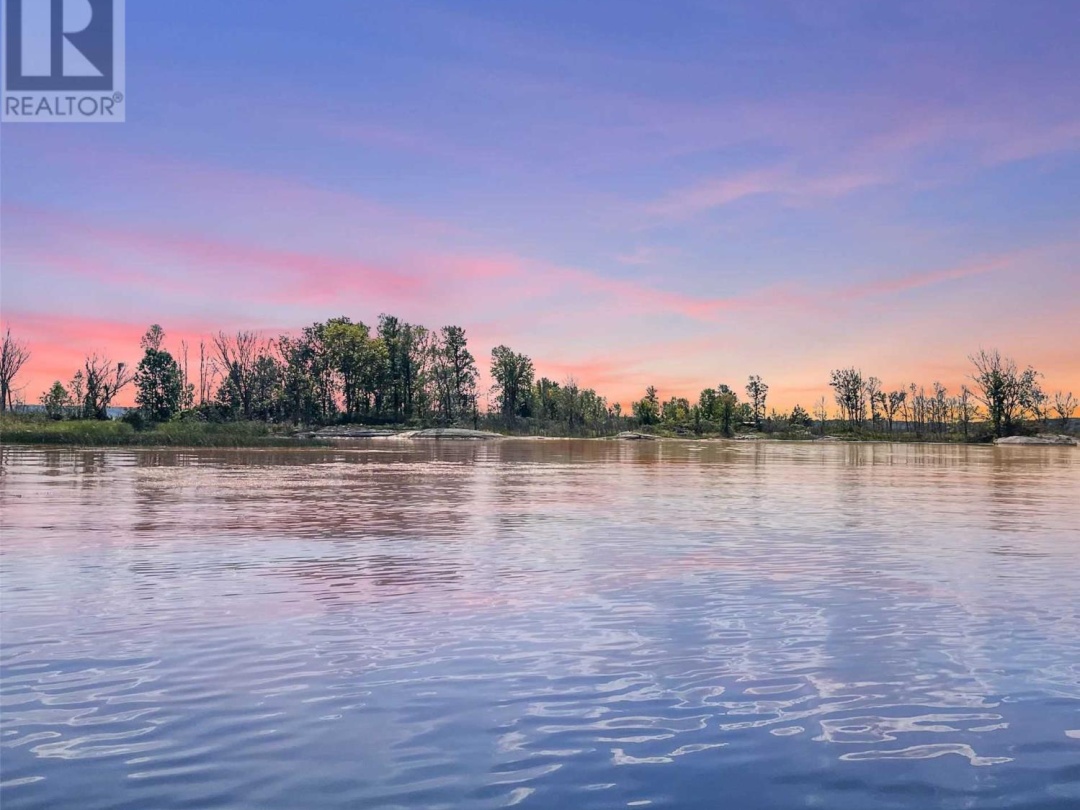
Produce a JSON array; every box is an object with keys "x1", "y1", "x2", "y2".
[
  {"x1": 312, "y1": 427, "x2": 505, "y2": 440},
  {"x1": 405, "y1": 428, "x2": 504, "y2": 440},
  {"x1": 314, "y1": 426, "x2": 399, "y2": 438},
  {"x1": 994, "y1": 434, "x2": 1077, "y2": 446}
]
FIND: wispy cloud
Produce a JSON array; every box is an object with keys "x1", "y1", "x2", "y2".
[
  {"x1": 614, "y1": 245, "x2": 679, "y2": 266},
  {"x1": 3, "y1": 0, "x2": 1077, "y2": 412},
  {"x1": 835, "y1": 256, "x2": 1013, "y2": 302},
  {"x1": 646, "y1": 166, "x2": 884, "y2": 220}
]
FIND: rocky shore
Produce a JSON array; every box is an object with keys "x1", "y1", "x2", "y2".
[
  {"x1": 612, "y1": 431, "x2": 657, "y2": 440},
  {"x1": 404, "y1": 428, "x2": 504, "y2": 440},
  {"x1": 311, "y1": 426, "x2": 503, "y2": 440},
  {"x1": 306, "y1": 427, "x2": 1078, "y2": 446},
  {"x1": 994, "y1": 434, "x2": 1077, "y2": 446}
]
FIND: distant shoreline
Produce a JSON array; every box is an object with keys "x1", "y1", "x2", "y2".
[{"x1": 2, "y1": 421, "x2": 1075, "y2": 450}]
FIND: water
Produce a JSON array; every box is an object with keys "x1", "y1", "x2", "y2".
[{"x1": 1, "y1": 440, "x2": 1078, "y2": 809}]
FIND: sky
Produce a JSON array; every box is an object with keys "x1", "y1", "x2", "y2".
[{"x1": 1, "y1": 0, "x2": 1078, "y2": 409}]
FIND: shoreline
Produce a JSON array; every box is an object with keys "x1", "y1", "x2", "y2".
[
  {"x1": 3, "y1": 415, "x2": 1074, "y2": 450},
  {"x1": 2, "y1": 433, "x2": 1075, "y2": 450}
]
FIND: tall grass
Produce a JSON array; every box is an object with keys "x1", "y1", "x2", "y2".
[{"x1": 0, "y1": 415, "x2": 327, "y2": 447}]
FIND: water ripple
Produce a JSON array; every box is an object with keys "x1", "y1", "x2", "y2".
[{"x1": 1, "y1": 442, "x2": 1078, "y2": 809}]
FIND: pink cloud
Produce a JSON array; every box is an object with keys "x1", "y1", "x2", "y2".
[
  {"x1": 6, "y1": 204, "x2": 427, "y2": 305},
  {"x1": 4, "y1": 193, "x2": 1075, "y2": 414},
  {"x1": 6, "y1": 203, "x2": 1047, "y2": 340},
  {"x1": 6, "y1": 203, "x2": 779, "y2": 325},
  {"x1": 980, "y1": 119, "x2": 1080, "y2": 165},
  {"x1": 835, "y1": 256, "x2": 1013, "y2": 302},
  {"x1": 647, "y1": 166, "x2": 884, "y2": 220},
  {"x1": 550, "y1": 265, "x2": 787, "y2": 321}
]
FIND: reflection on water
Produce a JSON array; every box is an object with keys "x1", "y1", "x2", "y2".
[{"x1": 1, "y1": 440, "x2": 1078, "y2": 809}]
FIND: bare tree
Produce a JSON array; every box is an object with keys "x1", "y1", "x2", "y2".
[
  {"x1": 69, "y1": 371, "x2": 86, "y2": 418},
  {"x1": 910, "y1": 384, "x2": 928, "y2": 437},
  {"x1": 1054, "y1": 391, "x2": 1077, "y2": 432},
  {"x1": 957, "y1": 385, "x2": 978, "y2": 439},
  {"x1": 864, "y1": 376, "x2": 882, "y2": 427},
  {"x1": 882, "y1": 389, "x2": 905, "y2": 434},
  {"x1": 213, "y1": 331, "x2": 272, "y2": 420},
  {"x1": 932, "y1": 382, "x2": 949, "y2": 436},
  {"x1": 0, "y1": 328, "x2": 32, "y2": 412},
  {"x1": 197, "y1": 340, "x2": 214, "y2": 405},
  {"x1": 140, "y1": 324, "x2": 165, "y2": 352},
  {"x1": 179, "y1": 339, "x2": 193, "y2": 409},
  {"x1": 813, "y1": 396, "x2": 829, "y2": 436},
  {"x1": 1029, "y1": 387, "x2": 1051, "y2": 430},
  {"x1": 82, "y1": 354, "x2": 134, "y2": 419}
]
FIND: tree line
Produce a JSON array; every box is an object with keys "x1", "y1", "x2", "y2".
[
  {"x1": 824, "y1": 352, "x2": 1076, "y2": 439},
  {"x1": 1, "y1": 322, "x2": 1075, "y2": 440},
  {"x1": 9, "y1": 319, "x2": 623, "y2": 437}
]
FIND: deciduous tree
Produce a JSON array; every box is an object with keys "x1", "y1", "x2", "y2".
[
  {"x1": 745, "y1": 375, "x2": 768, "y2": 428},
  {"x1": 882, "y1": 389, "x2": 906, "y2": 434},
  {"x1": 135, "y1": 348, "x2": 185, "y2": 422},
  {"x1": 829, "y1": 368, "x2": 865, "y2": 429},
  {"x1": 633, "y1": 386, "x2": 660, "y2": 425},
  {"x1": 490, "y1": 345, "x2": 535, "y2": 420},
  {"x1": 790, "y1": 404, "x2": 812, "y2": 428},
  {"x1": 969, "y1": 349, "x2": 1042, "y2": 437},
  {"x1": 40, "y1": 381, "x2": 72, "y2": 419},
  {"x1": 134, "y1": 325, "x2": 187, "y2": 423},
  {"x1": 431, "y1": 326, "x2": 478, "y2": 424},
  {"x1": 716, "y1": 384, "x2": 739, "y2": 437}
]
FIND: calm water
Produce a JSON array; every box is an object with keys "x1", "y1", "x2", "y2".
[{"x1": 1, "y1": 440, "x2": 1078, "y2": 809}]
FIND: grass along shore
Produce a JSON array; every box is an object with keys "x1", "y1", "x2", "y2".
[
  {"x1": 0, "y1": 415, "x2": 328, "y2": 447},
  {"x1": 3, "y1": 413, "x2": 1074, "y2": 448}
]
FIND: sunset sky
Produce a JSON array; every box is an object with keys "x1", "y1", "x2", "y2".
[{"x1": 2, "y1": 0, "x2": 1078, "y2": 409}]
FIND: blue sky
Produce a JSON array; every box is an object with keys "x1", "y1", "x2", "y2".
[{"x1": 2, "y1": 0, "x2": 1077, "y2": 405}]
